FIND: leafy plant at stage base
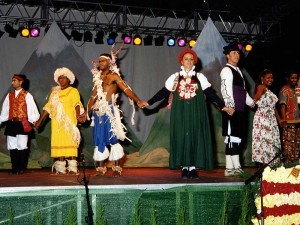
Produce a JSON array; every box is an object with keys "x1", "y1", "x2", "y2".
[
  {"x1": 176, "y1": 206, "x2": 189, "y2": 225},
  {"x1": 219, "y1": 189, "x2": 229, "y2": 225},
  {"x1": 131, "y1": 201, "x2": 142, "y2": 225},
  {"x1": 63, "y1": 207, "x2": 76, "y2": 225},
  {"x1": 95, "y1": 204, "x2": 107, "y2": 225},
  {"x1": 5, "y1": 206, "x2": 14, "y2": 225},
  {"x1": 34, "y1": 210, "x2": 43, "y2": 225}
]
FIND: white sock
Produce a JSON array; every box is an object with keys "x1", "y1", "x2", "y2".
[
  {"x1": 226, "y1": 155, "x2": 234, "y2": 170},
  {"x1": 231, "y1": 155, "x2": 241, "y2": 169},
  {"x1": 189, "y1": 166, "x2": 195, "y2": 171}
]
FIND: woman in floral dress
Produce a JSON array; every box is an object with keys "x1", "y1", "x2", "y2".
[{"x1": 252, "y1": 69, "x2": 283, "y2": 167}]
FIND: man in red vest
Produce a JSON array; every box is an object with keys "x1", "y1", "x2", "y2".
[{"x1": 0, "y1": 74, "x2": 40, "y2": 174}]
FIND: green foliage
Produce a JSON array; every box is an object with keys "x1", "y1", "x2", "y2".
[
  {"x1": 95, "y1": 204, "x2": 107, "y2": 225},
  {"x1": 219, "y1": 190, "x2": 229, "y2": 225},
  {"x1": 63, "y1": 207, "x2": 77, "y2": 225},
  {"x1": 34, "y1": 210, "x2": 43, "y2": 225},
  {"x1": 131, "y1": 201, "x2": 142, "y2": 225},
  {"x1": 5, "y1": 206, "x2": 14, "y2": 225},
  {"x1": 238, "y1": 185, "x2": 257, "y2": 225},
  {"x1": 176, "y1": 207, "x2": 189, "y2": 225},
  {"x1": 150, "y1": 203, "x2": 157, "y2": 225}
]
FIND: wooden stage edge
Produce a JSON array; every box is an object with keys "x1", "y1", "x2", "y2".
[{"x1": 0, "y1": 167, "x2": 257, "y2": 192}]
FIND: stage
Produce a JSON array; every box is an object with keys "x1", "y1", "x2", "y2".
[{"x1": 0, "y1": 167, "x2": 257, "y2": 225}]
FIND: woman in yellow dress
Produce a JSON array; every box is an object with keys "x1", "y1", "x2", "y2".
[{"x1": 35, "y1": 67, "x2": 86, "y2": 174}]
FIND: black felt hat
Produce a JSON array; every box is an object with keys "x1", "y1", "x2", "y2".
[{"x1": 223, "y1": 43, "x2": 240, "y2": 55}]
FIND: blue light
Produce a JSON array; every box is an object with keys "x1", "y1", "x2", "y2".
[{"x1": 167, "y1": 37, "x2": 175, "y2": 46}]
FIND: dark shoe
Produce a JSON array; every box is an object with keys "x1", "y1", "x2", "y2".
[
  {"x1": 188, "y1": 169, "x2": 199, "y2": 179},
  {"x1": 9, "y1": 171, "x2": 19, "y2": 175},
  {"x1": 181, "y1": 169, "x2": 189, "y2": 179}
]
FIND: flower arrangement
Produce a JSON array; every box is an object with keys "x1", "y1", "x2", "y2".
[{"x1": 252, "y1": 166, "x2": 300, "y2": 225}]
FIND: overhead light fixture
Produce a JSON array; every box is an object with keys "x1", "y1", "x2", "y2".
[
  {"x1": 71, "y1": 30, "x2": 83, "y2": 41},
  {"x1": 4, "y1": 24, "x2": 18, "y2": 38},
  {"x1": 167, "y1": 37, "x2": 176, "y2": 47},
  {"x1": 133, "y1": 34, "x2": 142, "y2": 45},
  {"x1": 122, "y1": 33, "x2": 132, "y2": 44},
  {"x1": 83, "y1": 31, "x2": 93, "y2": 42},
  {"x1": 244, "y1": 43, "x2": 253, "y2": 52},
  {"x1": 177, "y1": 37, "x2": 187, "y2": 47},
  {"x1": 107, "y1": 32, "x2": 118, "y2": 45},
  {"x1": 20, "y1": 27, "x2": 30, "y2": 38},
  {"x1": 188, "y1": 39, "x2": 196, "y2": 48},
  {"x1": 143, "y1": 35, "x2": 153, "y2": 46},
  {"x1": 237, "y1": 42, "x2": 243, "y2": 51},
  {"x1": 154, "y1": 35, "x2": 164, "y2": 46},
  {"x1": 94, "y1": 30, "x2": 105, "y2": 44},
  {"x1": 30, "y1": 27, "x2": 40, "y2": 37}
]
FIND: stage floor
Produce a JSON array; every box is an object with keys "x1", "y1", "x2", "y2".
[{"x1": 0, "y1": 167, "x2": 257, "y2": 190}]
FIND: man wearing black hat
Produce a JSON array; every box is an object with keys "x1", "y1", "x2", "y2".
[
  {"x1": 0, "y1": 74, "x2": 40, "y2": 174},
  {"x1": 220, "y1": 43, "x2": 255, "y2": 177}
]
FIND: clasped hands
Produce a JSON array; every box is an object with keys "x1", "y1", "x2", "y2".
[
  {"x1": 222, "y1": 106, "x2": 235, "y2": 116},
  {"x1": 137, "y1": 101, "x2": 149, "y2": 109}
]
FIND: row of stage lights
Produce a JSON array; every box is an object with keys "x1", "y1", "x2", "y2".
[
  {"x1": 74, "y1": 30, "x2": 198, "y2": 48},
  {"x1": 1, "y1": 24, "x2": 253, "y2": 51},
  {"x1": 3, "y1": 24, "x2": 40, "y2": 38}
]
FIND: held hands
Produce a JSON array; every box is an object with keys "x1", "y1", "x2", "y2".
[
  {"x1": 77, "y1": 112, "x2": 87, "y2": 123},
  {"x1": 137, "y1": 101, "x2": 149, "y2": 109},
  {"x1": 222, "y1": 106, "x2": 235, "y2": 116},
  {"x1": 33, "y1": 120, "x2": 41, "y2": 129}
]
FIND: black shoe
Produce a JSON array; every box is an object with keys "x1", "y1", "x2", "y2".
[
  {"x1": 9, "y1": 171, "x2": 19, "y2": 175},
  {"x1": 181, "y1": 169, "x2": 189, "y2": 179},
  {"x1": 188, "y1": 169, "x2": 199, "y2": 179}
]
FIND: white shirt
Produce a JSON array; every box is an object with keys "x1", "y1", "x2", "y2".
[{"x1": 0, "y1": 89, "x2": 40, "y2": 124}]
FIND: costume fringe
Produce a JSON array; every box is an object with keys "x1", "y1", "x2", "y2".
[
  {"x1": 109, "y1": 143, "x2": 124, "y2": 161},
  {"x1": 93, "y1": 146, "x2": 110, "y2": 161}
]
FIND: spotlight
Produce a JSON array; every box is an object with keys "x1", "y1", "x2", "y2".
[
  {"x1": 143, "y1": 35, "x2": 153, "y2": 46},
  {"x1": 4, "y1": 24, "x2": 18, "y2": 38},
  {"x1": 71, "y1": 30, "x2": 83, "y2": 41},
  {"x1": 237, "y1": 43, "x2": 243, "y2": 51},
  {"x1": 20, "y1": 27, "x2": 30, "y2": 37},
  {"x1": 188, "y1": 39, "x2": 196, "y2": 48},
  {"x1": 177, "y1": 37, "x2": 187, "y2": 47},
  {"x1": 167, "y1": 37, "x2": 176, "y2": 47},
  {"x1": 83, "y1": 31, "x2": 93, "y2": 42},
  {"x1": 154, "y1": 35, "x2": 164, "y2": 46},
  {"x1": 94, "y1": 30, "x2": 104, "y2": 44},
  {"x1": 122, "y1": 33, "x2": 132, "y2": 44},
  {"x1": 133, "y1": 34, "x2": 142, "y2": 45},
  {"x1": 244, "y1": 43, "x2": 253, "y2": 52},
  {"x1": 107, "y1": 32, "x2": 118, "y2": 45},
  {"x1": 30, "y1": 27, "x2": 40, "y2": 37}
]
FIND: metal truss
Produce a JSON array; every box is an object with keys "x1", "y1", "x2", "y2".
[{"x1": 0, "y1": 0, "x2": 282, "y2": 41}]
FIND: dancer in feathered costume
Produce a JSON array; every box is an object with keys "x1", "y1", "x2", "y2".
[
  {"x1": 87, "y1": 44, "x2": 143, "y2": 177},
  {"x1": 35, "y1": 67, "x2": 86, "y2": 175}
]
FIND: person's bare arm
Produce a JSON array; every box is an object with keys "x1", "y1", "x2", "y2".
[
  {"x1": 87, "y1": 88, "x2": 97, "y2": 113},
  {"x1": 115, "y1": 75, "x2": 142, "y2": 105},
  {"x1": 253, "y1": 85, "x2": 265, "y2": 102}
]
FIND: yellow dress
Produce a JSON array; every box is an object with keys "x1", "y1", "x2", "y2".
[{"x1": 44, "y1": 86, "x2": 83, "y2": 158}]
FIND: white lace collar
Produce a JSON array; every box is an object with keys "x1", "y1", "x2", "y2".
[{"x1": 179, "y1": 66, "x2": 196, "y2": 77}]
